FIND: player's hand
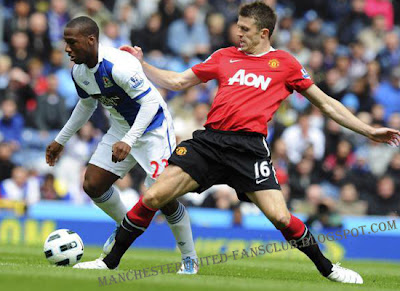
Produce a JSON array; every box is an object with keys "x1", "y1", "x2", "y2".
[
  {"x1": 120, "y1": 45, "x2": 144, "y2": 63},
  {"x1": 46, "y1": 141, "x2": 64, "y2": 166},
  {"x1": 112, "y1": 141, "x2": 131, "y2": 163},
  {"x1": 368, "y1": 127, "x2": 400, "y2": 146}
]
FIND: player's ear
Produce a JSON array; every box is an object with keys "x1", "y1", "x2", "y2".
[
  {"x1": 260, "y1": 28, "x2": 270, "y2": 39},
  {"x1": 87, "y1": 34, "x2": 96, "y2": 45}
]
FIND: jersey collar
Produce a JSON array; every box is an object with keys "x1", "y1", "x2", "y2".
[{"x1": 239, "y1": 46, "x2": 276, "y2": 57}]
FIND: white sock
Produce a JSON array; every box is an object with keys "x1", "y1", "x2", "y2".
[
  {"x1": 165, "y1": 202, "x2": 197, "y2": 259},
  {"x1": 92, "y1": 186, "x2": 127, "y2": 224}
]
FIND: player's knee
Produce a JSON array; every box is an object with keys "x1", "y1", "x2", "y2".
[
  {"x1": 82, "y1": 178, "x2": 103, "y2": 198},
  {"x1": 142, "y1": 190, "x2": 165, "y2": 209},
  {"x1": 272, "y1": 214, "x2": 291, "y2": 229}
]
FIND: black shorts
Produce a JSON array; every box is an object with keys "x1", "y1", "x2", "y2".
[{"x1": 168, "y1": 128, "x2": 281, "y2": 202}]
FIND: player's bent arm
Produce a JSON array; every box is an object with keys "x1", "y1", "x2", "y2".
[
  {"x1": 121, "y1": 92, "x2": 160, "y2": 147},
  {"x1": 142, "y1": 63, "x2": 201, "y2": 91},
  {"x1": 54, "y1": 97, "x2": 98, "y2": 145},
  {"x1": 302, "y1": 84, "x2": 374, "y2": 138}
]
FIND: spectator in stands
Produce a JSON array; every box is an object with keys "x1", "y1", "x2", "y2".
[
  {"x1": 9, "y1": 31, "x2": 32, "y2": 71},
  {"x1": 385, "y1": 152, "x2": 400, "y2": 187},
  {"x1": 0, "y1": 142, "x2": 15, "y2": 182},
  {"x1": 167, "y1": 4, "x2": 210, "y2": 57},
  {"x1": 201, "y1": 185, "x2": 239, "y2": 210},
  {"x1": 291, "y1": 184, "x2": 323, "y2": 216},
  {"x1": 321, "y1": 165, "x2": 349, "y2": 200},
  {"x1": 174, "y1": 102, "x2": 209, "y2": 143},
  {"x1": 73, "y1": 0, "x2": 112, "y2": 30},
  {"x1": 212, "y1": 0, "x2": 240, "y2": 24},
  {"x1": 307, "y1": 50, "x2": 325, "y2": 84},
  {"x1": 337, "y1": 183, "x2": 367, "y2": 215},
  {"x1": 168, "y1": 86, "x2": 200, "y2": 121},
  {"x1": 28, "y1": 12, "x2": 52, "y2": 62},
  {"x1": 321, "y1": 36, "x2": 339, "y2": 70},
  {"x1": 47, "y1": 0, "x2": 70, "y2": 46},
  {"x1": 302, "y1": 10, "x2": 325, "y2": 51},
  {"x1": 305, "y1": 202, "x2": 343, "y2": 230},
  {"x1": 27, "y1": 58, "x2": 48, "y2": 97},
  {"x1": 43, "y1": 49, "x2": 78, "y2": 111},
  {"x1": 100, "y1": 20, "x2": 130, "y2": 49},
  {"x1": 207, "y1": 13, "x2": 226, "y2": 52},
  {"x1": 0, "y1": 56, "x2": 12, "y2": 95},
  {"x1": 131, "y1": 13, "x2": 168, "y2": 54},
  {"x1": 4, "y1": 67, "x2": 36, "y2": 127},
  {"x1": 289, "y1": 157, "x2": 321, "y2": 199},
  {"x1": 323, "y1": 139, "x2": 356, "y2": 173},
  {"x1": 282, "y1": 113, "x2": 325, "y2": 163},
  {"x1": 40, "y1": 173, "x2": 70, "y2": 201},
  {"x1": 284, "y1": 32, "x2": 310, "y2": 65},
  {"x1": 373, "y1": 66, "x2": 400, "y2": 122},
  {"x1": 364, "y1": 0, "x2": 394, "y2": 30},
  {"x1": 34, "y1": 74, "x2": 68, "y2": 132},
  {"x1": 348, "y1": 147, "x2": 377, "y2": 198},
  {"x1": 365, "y1": 60, "x2": 382, "y2": 90},
  {"x1": 376, "y1": 32, "x2": 400, "y2": 78},
  {"x1": 367, "y1": 175, "x2": 399, "y2": 216},
  {"x1": 358, "y1": 14, "x2": 387, "y2": 56},
  {"x1": 0, "y1": 166, "x2": 40, "y2": 205},
  {"x1": 3, "y1": 0, "x2": 31, "y2": 45},
  {"x1": 0, "y1": 99, "x2": 24, "y2": 150},
  {"x1": 317, "y1": 67, "x2": 347, "y2": 101},
  {"x1": 158, "y1": 0, "x2": 182, "y2": 28},
  {"x1": 273, "y1": 9, "x2": 294, "y2": 49},
  {"x1": 349, "y1": 41, "x2": 372, "y2": 81},
  {"x1": 358, "y1": 130, "x2": 399, "y2": 176},
  {"x1": 337, "y1": 0, "x2": 370, "y2": 45}
]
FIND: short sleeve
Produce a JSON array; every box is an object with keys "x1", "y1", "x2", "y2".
[
  {"x1": 285, "y1": 56, "x2": 314, "y2": 92},
  {"x1": 191, "y1": 49, "x2": 223, "y2": 82},
  {"x1": 112, "y1": 58, "x2": 152, "y2": 100}
]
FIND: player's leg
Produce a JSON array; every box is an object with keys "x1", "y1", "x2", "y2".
[
  {"x1": 133, "y1": 120, "x2": 198, "y2": 272},
  {"x1": 83, "y1": 164, "x2": 125, "y2": 223},
  {"x1": 245, "y1": 189, "x2": 363, "y2": 284},
  {"x1": 100, "y1": 164, "x2": 199, "y2": 269},
  {"x1": 85, "y1": 132, "x2": 140, "y2": 256}
]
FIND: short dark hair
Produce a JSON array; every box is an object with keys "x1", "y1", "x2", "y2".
[
  {"x1": 239, "y1": 1, "x2": 276, "y2": 38},
  {"x1": 66, "y1": 16, "x2": 99, "y2": 40}
]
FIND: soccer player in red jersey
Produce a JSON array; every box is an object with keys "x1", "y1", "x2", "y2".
[{"x1": 76, "y1": 2, "x2": 400, "y2": 283}]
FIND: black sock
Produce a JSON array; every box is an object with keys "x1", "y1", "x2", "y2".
[
  {"x1": 102, "y1": 215, "x2": 145, "y2": 269},
  {"x1": 295, "y1": 227, "x2": 333, "y2": 277}
]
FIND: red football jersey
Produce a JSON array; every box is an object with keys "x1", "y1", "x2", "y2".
[{"x1": 191, "y1": 47, "x2": 314, "y2": 136}]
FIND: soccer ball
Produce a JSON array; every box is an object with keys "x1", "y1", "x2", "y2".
[{"x1": 43, "y1": 229, "x2": 84, "y2": 266}]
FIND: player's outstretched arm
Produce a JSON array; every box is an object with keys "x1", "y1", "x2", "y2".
[
  {"x1": 302, "y1": 84, "x2": 400, "y2": 146},
  {"x1": 120, "y1": 45, "x2": 201, "y2": 91}
]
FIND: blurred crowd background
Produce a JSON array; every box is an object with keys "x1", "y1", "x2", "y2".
[{"x1": 0, "y1": 0, "x2": 399, "y2": 227}]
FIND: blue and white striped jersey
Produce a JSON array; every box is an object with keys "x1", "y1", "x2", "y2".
[{"x1": 71, "y1": 44, "x2": 168, "y2": 137}]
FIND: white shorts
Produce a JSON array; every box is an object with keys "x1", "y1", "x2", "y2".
[{"x1": 89, "y1": 119, "x2": 176, "y2": 187}]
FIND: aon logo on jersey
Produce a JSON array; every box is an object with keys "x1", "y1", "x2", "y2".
[{"x1": 228, "y1": 69, "x2": 272, "y2": 91}]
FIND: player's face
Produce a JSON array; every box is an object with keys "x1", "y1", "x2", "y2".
[
  {"x1": 63, "y1": 27, "x2": 95, "y2": 64},
  {"x1": 237, "y1": 16, "x2": 269, "y2": 54}
]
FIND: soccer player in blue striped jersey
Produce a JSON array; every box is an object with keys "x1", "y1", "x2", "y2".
[{"x1": 45, "y1": 16, "x2": 198, "y2": 273}]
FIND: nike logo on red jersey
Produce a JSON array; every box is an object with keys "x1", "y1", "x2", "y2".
[{"x1": 229, "y1": 59, "x2": 241, "y2": 63}]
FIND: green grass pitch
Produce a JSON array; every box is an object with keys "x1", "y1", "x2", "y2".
[{"x1": 0, "y1": 244, "x2": 399, "y2": 291}]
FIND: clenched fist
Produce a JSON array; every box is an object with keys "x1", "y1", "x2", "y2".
[
  {"x1": 112, "y1": 141, "x2": 131, "y2": 163},
  {"x1": 46, "y1": 141, "x2": 64, "y2": 166}
]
